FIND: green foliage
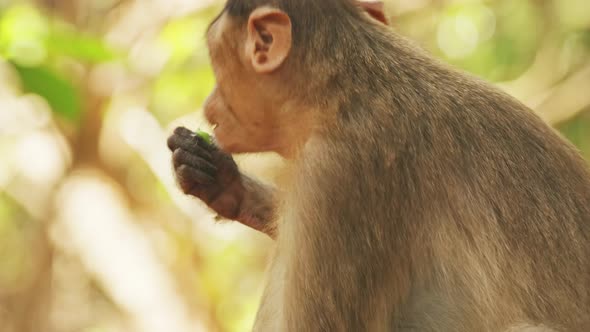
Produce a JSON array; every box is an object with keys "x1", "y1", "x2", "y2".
[
  {"x1": 558, "y1": 112, "x2": 590, "y2": 160},
  {"x1": 150, "y1": 8, "x2": 220, "y2": 124},
  {"x1": 435, "y1": 0, "x2": 542, "y2": 82},
  {"x1": 553, "y1": 0, "x2": 590, "y2": 30},
  {"x1": 159, "y1": 16, "x2": 211, "y2": 66},
  {"x1": 152, "y1": 65, "x2": 216, "y2": 123},
  {"x1": 48, "y1": 27, "x2": 120, "y2": 63},
  {"x1": 0, "y1": 5, "x2": 49, "y2": 66},
  {"x1": 13, "y1": 64, "x2": 82, "y2": 121},
  {"x1": 0, "y1": 4, "x2": 119, "y2": 66},
  {"x1": 197, "y1": 241, "x2": 265, "y2": 332},
  {"x1": 0, "y1": 4, "x2": 120, "y2": 122}
]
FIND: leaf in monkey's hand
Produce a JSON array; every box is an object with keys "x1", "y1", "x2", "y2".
[{"x1": 196, "y1": 130, "x2": 213, "y2": 145}]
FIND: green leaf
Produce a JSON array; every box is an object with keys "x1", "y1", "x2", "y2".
[
  {"x1": 48, "y1": 29, "x2": 120, "y2": 63},
  {"x1": 196, "y1": 130, "x2": 213, "y2": 144},
  {"x1": 13, "y1": 64, "x2": 82, "y2": 121}
]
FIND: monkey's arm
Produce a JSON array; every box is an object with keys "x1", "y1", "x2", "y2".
[
  {"x1": 235, "y1": 174, "x2": 278, "y2": 238},
  {"x1": 168, "y1": 127, "x2": 278, "y2": 239}
]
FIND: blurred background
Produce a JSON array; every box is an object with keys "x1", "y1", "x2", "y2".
[{"x1": 0, "y1": 0, "x2": 588, "y2": 331}]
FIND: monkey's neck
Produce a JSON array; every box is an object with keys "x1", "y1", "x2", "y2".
[{"x1": 273, "y1": 102, "x2": 319, "y2": 159}]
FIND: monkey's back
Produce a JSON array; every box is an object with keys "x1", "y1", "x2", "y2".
[
  {"x1": 277, "y1": 23, "x2": 590, "y2": 331},
  {"x1": 315, "y1": 50, "x2": 590, "y2": 331},
  {"x1": 372, "y1": 64, "x2": 590, "y2": 330},
  {"x1": 408, "y1": 82, "x2": 587, "y2": 331}
]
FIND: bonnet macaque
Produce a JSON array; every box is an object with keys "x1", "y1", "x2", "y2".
[{"x1": 168, "y1": 0, "x2": 590, "y2": 331}]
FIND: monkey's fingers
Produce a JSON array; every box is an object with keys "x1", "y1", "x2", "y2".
[
  {"x1": 168, "y1": 128, "x2": 214, "y2": 161},
  {"x1": 176, "y1": 165, "x2": 215, "y2": 195},
  {"x1": 174, "y1": 126, "x2": 216, "y2": 148},
  {"x1": 173, "y1": 126, "x2": 198, "y2": 138},
  {"x1": 173, "y1": 149, "x2": 217, "y2": 175}
]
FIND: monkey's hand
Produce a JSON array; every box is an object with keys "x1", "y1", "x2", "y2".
[
  {"x1": 167, "y1": 127, "x2": 277, "y2": 238},
  {"x1": 168, "y1": 127, "x2": 244, "y2": 219}
]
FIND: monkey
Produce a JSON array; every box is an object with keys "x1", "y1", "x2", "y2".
[
  {"x1": 167, "y1": 0, "x2": 590, "y2": 331},
  {"x1": 167, "y1": 0, "x2": 390, "y2": 240}
]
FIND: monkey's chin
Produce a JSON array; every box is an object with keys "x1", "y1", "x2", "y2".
[
  {"x1": 212, "y1": 129, "x2": 246, "y2": 154},
  {"x1": 215, "y1": 140, "x2": 237, "y2": 153},
  {"x1": 213, "y1": 125, "x2": 271, "y2": 154},
  {"x1": 215, "y1": 136, "x2": 264, "y2": 155}
]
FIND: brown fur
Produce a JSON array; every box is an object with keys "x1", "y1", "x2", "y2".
[{"x1": 171, "y1": 0, "x2": 590, "y2": 331}]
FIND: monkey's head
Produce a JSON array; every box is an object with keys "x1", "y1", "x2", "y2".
[
  {"x1": 203, "y1": 4, "x2": 295, "y2": 156},
  {"x1": 203, "y1": 1, "x2": 387, "y2": 156}
]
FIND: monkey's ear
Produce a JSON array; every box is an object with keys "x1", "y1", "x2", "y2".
[
  {"x1": 246, "y1": 7, "x2": 292, "y2": 73},
  {"x1": 357, "y1": 1, "x2": 389, "y2": 25}
]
